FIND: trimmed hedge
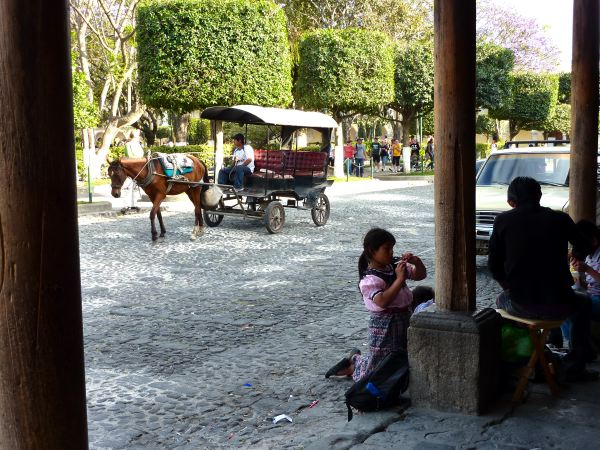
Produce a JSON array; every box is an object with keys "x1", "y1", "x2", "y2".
[
  {"x1": 137, "y1": 0, "x2": 293, "y2": 112},
  {"x1": 296, "y1": 28, "x2": 394, "y2": 116}
]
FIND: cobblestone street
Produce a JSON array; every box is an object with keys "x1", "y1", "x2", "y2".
[{"x1": 79, "y1": 181, "x2": 500, "y2": 449}]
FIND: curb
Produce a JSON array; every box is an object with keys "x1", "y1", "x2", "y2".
[{"x1": 77, "y1": 200, "x2": 114, "y2": 216}]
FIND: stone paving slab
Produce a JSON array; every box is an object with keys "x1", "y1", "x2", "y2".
[{"x1": 77, "y1": 180, "x2": 591, "y2": 450}]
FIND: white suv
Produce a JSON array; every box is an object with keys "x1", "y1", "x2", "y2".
[{"x1": 475, "y1": 142, "x2": 599, "y2": 255}]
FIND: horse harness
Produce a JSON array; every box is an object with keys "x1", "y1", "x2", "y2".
[{"x1": 117, "y1": 158, "x2": 196, "y2": 194}]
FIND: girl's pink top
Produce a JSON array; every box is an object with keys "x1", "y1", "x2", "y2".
[{"x1": 359, "y1": 264, "x2": 415, "y2": 312}]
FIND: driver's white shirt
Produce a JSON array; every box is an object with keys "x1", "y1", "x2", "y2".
[{"x1": 233, "y1": 144, "x2": 255, "y2": 172}]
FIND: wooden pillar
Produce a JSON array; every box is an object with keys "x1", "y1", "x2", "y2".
[
  {"x1": 569, "y1": 0, "x2": 599, "y2": 224},
  {"x1": 0, "y1": 1, "x2": 89, "y2": 448},
  {"x1": 434, "y1": 0, "x2": 477, "y2": 312}
]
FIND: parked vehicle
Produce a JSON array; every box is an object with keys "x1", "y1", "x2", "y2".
[
  {"x1": 200, "y1": 105, "x2": 336, "y2": 233},
  {"x1": 475, "y1": 140, "x2": 600, "y2": 255}
]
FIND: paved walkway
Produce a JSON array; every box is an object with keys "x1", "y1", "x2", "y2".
[{"x1": 79, "y1": 180, "x2": 598, "y2": 449}]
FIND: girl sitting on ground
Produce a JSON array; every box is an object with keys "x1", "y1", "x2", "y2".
[{"x1": 325, "y1": 228, "x2": 427, "y2": 380}]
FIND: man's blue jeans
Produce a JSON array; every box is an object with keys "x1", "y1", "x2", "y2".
[
  {"x1": 218, "y1": 165, "x2": 251, "y2": 189},
  {"x1": 354, "y1": 158, "x2": 364, "y2": 177}
]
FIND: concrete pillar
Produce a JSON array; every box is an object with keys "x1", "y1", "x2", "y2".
[
  {"x1": 407, "y1": 0, "x2": 501, "y2": 414},
  {"x1": 0, "y1": 1, "x2": 89, "y2": 447},
  {"x1": 569, "y1": 0, "x2": 599, "y2": 223},
  {"x1": 334, "y1": 123, "x2": 344, "y2": 178},
  {"x1": 214, "y1": 120, "x2": 224, "y2": 175}
]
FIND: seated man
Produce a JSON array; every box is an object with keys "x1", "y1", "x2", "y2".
[
  {"x1": 488, "y1": 176, "x2": 597, "y2": 381},
  {"x1": 218, "y1": 133, "x2": 254, "y2": 190}
]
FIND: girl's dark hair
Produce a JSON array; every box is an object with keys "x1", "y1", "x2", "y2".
[
  {"x1": 358, "y1": 228, "x2": 396, "y2": 282},
  {"x1": 573, "y1": 219, "x2": 599, "y2": 258},
  {"x1": 411, "y1": 285, "x2": 435, "y2": 310}
]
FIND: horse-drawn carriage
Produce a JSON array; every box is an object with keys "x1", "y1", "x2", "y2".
[
  {"x1": 200, "y1": 105, "x2": 336, "y2": 233},
  {"x1": 107, "y1": 105, "x2": 337, "y2": 240}
]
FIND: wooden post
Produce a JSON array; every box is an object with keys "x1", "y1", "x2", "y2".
[
  {"x1": 569, "y1": 0, "x2": 599, "y2": 223},
  {"x1": 0, "y1": 1, "x2": 89, "y2": 448},
  {"x1": 434, "y1": 0, "x2": 477, "y2": 312}
]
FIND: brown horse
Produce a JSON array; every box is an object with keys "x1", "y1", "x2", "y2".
[{"x1": 107, "y1": 155, "x2": 209, "y2": 241}]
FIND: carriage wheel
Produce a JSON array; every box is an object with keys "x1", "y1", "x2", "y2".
[
  {"x1": 311, "y1": 193, "x2": 330, "y2": 226},
  {"x1": 203, "y1": 210, "x2": 224, "y2": 227},
  {"x1": 264, "y1": 201, "x2": 285, "y2": 234}
]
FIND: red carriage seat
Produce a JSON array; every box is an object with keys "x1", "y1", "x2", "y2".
[
  {"x1": 284, "y1": 151, "x2": 327, "y2": 177},
  {"x1": 250, "y1": 149, "x2": 292, "y2": 179}
]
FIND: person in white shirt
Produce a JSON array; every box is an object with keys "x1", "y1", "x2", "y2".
[
  {"x1": 125, "y1": 129, "x2": 144, "y2": 158},
  {"x1": 217, "y1": 133, "x2": 254, "y2": 190},
  {"x1": 123, "y1": 129, "x2": 144, "y2": 210}
]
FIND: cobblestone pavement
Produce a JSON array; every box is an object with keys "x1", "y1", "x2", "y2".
[{"x1": 79, "y1": 181, "x2": 500, "y2": 449}]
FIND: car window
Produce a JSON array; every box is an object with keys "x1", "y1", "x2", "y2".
[{"x1": 476, "y1": 154, "x2": 570, "y2": 186}]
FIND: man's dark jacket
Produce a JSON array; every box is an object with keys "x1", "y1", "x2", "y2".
[{"x1": 488, "y1": 204, "x2": 589, "y2": 307}]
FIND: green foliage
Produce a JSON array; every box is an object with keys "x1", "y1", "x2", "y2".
[
  {"x1": 223, "y1": 123, "x2": 277, "y2": 149},
  {"x1": 137, "y1": 0, "x2": 293, "y2": 112},
  {"x1": 298, "y1": 144, "x2": 322, "y2": 152},
  {"x1": 476, "y1": 142, "x2": 490, "y2": 159},
  {"x1": 71, "y1": 52, "x2": 98, "y2": 130},
  {"x1": 295, "y1": 28, "x2": 395, "y2": 117},
  {"x1": 421, "y1": 110, "x2": 434, "y2": 136},
  {"x1": 156, "y1": 125, "x2": 172, "y2": 140},
  {"x1": 476, "y1": 113, "x2": 495, "y2": 137},
  {"x1": 534, "y1": 102, "x2": 571, "y2": 135},
  {"x1": 558, "y1": 72, "x2": 571, "y2": 104},
  {"x1": 188, "y1": 118, "x2": 211, "y2": 144},
  {"x1": 108, "y1": 146, "x2": 128, "y2": 161},
  {"x1": 358, "y1": 123, "x2": 366, "y2": 139},
  {"x1": 375, "y1": 121, "x2": 383, "y2": 136},
  {"x1": 490, "y1": 71, "x2": 559, "y2": 138},
  {"x1": 392, "y1": 42, "x2": 434, "y2": 116},
  {"x1": 476, "y1": 42, "x2": 514, "y2": 111}
]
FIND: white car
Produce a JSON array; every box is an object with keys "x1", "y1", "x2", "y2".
[{"x1": 475, "y1": 144, "x2": 599, "y2": 255}]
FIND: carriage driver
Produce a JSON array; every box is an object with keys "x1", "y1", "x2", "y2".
[{"x1": 217, "y1": 133, "x2": 255, "y2": 190}]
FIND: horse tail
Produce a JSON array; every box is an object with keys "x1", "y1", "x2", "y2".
[{"x1": 199, "y1": 159, "x2": 209, "y2": 193}]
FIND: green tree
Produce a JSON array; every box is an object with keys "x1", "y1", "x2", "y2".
[
  {"x1": 282, "y1": 0, "x2": 433, "y2": 43},
  {"x1": 490, "y1": 72, "x2": 558, "y2": 139},
  {"x1": 295, "y1": 28, "x2": 394, "y2": 125},
  {"x1": 72, "y1": 52, "x2": 98, "y2": 130},
  {"x1": 476, "y1": 42, "x2": 514, "y2": 111},
  {"x1": 390, "y1": 42, "x2": 434, "y2": 145},
  {"x1": 475, "y1": 113, "x2": 496, "y2": 140},
  {"x1": 137, "y1": 0, "x2": 293, "y2": 114},
  {"x1": 534, "y1": 103, "x2": 571, "y2": 138},
  {"x1": 558, "y1": 72, "x2": 571, "y2": 104}
]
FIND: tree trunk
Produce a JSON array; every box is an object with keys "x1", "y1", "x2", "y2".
[
  {"x1": 172, "y1": 112, "x2": 190, "y2": 143},
  {"x1": 92, "y1": 109, "x2": 143, "y2": 178},
  {"x1": 0, "y1": 1, "x2": 89, "y2": 447},
  {"x1": 401, "y1": 111, "x2": 414, "y2": 146}
]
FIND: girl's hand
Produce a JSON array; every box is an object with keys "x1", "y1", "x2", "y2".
[
  {"x1": 571, "y1": 258, "x2": 589, "y2": 272},
  {"x1": 401, "y1": 252, "x2": 419, "y2": 265},
  {"x1": 395, "y1": 261, "x2": 408, "y2": 283}
]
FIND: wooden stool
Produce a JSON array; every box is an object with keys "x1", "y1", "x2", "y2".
[{"x1": 497, "y1": 309, "x2": 565, "y2": 402}]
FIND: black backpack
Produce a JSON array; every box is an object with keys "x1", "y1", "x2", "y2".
[{"x1": 344, "y1": 350, "x2": 410, "y2": 421}]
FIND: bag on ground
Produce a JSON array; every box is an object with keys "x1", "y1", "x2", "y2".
[{"x1": 344, "y1": 350, "x2": 409, "y2": 421}]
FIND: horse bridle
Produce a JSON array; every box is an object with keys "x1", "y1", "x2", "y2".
[{"x1": 109, "y1": 159, "x2": 156, "y2": 189}]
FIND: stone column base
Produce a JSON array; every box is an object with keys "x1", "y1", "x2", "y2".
[{"x1": 407, "y1": 308, "x2": 502, "y2": 414}]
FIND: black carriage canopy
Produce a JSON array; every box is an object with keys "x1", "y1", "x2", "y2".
[{"x1": 200, "y1": 105, "x2": 338, "y2": 153}]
